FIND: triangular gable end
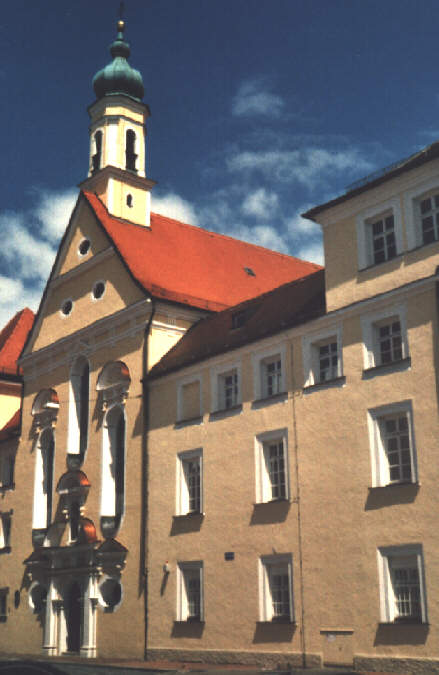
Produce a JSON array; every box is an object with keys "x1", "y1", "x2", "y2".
[{"x1": 21, "y1": 193, "x2": 148, "y2": 358}]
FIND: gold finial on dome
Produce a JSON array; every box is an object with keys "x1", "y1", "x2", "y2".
[{"x1": 117, "y1": 19, "x2": 125, "y2": 32}]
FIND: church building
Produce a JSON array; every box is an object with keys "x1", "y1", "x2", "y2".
[{"x1": 1, "y1": 15, "x2": 439, "y2": 675}]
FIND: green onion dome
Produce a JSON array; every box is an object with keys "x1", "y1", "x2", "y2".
[{"x1": 93, "y1": 20, "x2": 144, "y2": 101}]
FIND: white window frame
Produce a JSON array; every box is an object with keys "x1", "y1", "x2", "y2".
[
  {"x1": 377, "y1": 545, "x2": 427, "y2": 624},
  {"x1": 176, "y1": 449, "x2": 203, "y2": 515},
  {"x1": 302, "y1": 325, "x2": 343, "y2": 387},
  {"x1": 0, "y1": 453, "x2": 14, "y2": 488},
  {"x1": 367, "y1": 401, "x2": 417, "y2": 487},
  {"x1": 259, "y1": 554, "x2": 294, "y2": 622},
  {"x1": 177, "y1": 374, "x2": 202, "y2": 422},
  {"x1": 404, "y1": 176, "x2": 439, "y2": 250},
  {"x1": 210, "y1": 361, "x2": 241, "y2": 412},
  {"x1": 252, "y1": 343, "x2": 287, "y2": 400},
  {"x1": 177, "y1": 561, "x2": 204, "y2": 622},
  {"x1": 0, "y1": 512, "x2": 11, "y2": 550},
  {"x1": 361, "y1": 304, "x2": 408, "y2": 370},
  {"x1": 356, "y1": 198, "x2": 403, "y2": 270},
  {"x1": 255, "y1": 428, "x2": 289, "y2": 503}
]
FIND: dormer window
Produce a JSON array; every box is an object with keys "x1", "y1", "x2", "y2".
[
  {"x1": 125, "y1": 129, "x2": 137, "y2": 172},
  {"x1": 92, "y1": 130, "x2": 103, "y2": 174}
]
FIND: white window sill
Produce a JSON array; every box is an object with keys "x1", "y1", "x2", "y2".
[
  {"x1": 303, "y1": 375, "x2": 346, "y2": 393},
  {"x1": 362, "y1": 357, "x2": 411, "y2": 379}
]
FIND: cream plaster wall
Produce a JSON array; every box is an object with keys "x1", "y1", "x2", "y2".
[
  {"x1": 57, "y1": 200, "x2": 111, "y2": 277},
  {"x1": 146, "y1": 282, "x2": 439, "y2": 668},
  {"x1": 317, "y1": 160, "x2": 439, "y2": 312},
  {"x1": 31, "y1": 252, "x2": 145, "y2": 353}
]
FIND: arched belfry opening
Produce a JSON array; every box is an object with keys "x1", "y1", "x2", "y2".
[
  {"x1": 92, "y1": 130, "x2": 103, "y2": 174},
  {"x1": 125, "y1": 129, "x2": 137, "y2": 171},
  {"x1": 81, "y1": 16, "x2": 155, "y2": 227}
]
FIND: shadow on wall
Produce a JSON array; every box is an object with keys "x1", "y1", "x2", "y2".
[
  {"x1": 171, "y1": 621, "x2": 205, "y2": 639},
  {"x1": 364, "y1": 483, "x2": 419, "y2": 511},
  {"x1": 253, "y1": 621, "x2": 296, "y2": 643},
  {"x1": 374, "y1": 622, "x2": 429, "y2": 646},
  {"x1": 170, "y1": 513, "x2": 204, "y2": 536},
  {"x1": 250, "y1": 500, "x2": 291, "y2": 526}
]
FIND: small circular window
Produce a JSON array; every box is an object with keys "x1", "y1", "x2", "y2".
[
  {"x1": 92, "y1": 281, "x2": 106, "y2": 300},
  {"x1": 99, "y1": 577, "x2": 122, "y2": 609},
  {"x1": 78, "y1": 239, "x2": 91, "y2": 256},
  {"x1": 61, "y1": 299, "x2": 73, "y2": 316}
]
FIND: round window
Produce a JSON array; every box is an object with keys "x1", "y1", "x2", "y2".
[
  {"x1": 61, "y1": 299, "x2": 73, "y2": 316},
  {"x1": 29, "y1": 583, "x2": 47, "y2": 612},
  {"x1": 92, "y1": 281, "x2": 106, "y2": 300},
  {"x1": 78, "y1": 239, "x2": 91, "y2": 256},
  {"x1": 99, "y1": 578, "x2": 122, "y2": 608}
]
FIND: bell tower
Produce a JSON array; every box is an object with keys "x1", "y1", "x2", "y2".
[{"x1": 80, "y1": 17, "x2": 155, "y2": 226}]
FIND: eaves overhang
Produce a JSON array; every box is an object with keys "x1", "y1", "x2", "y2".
[{"x1": 303, "y1": 141, "x2": 439, "y2": 223}]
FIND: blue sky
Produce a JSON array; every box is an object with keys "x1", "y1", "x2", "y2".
[{"x1": 1, "y1": 0, "x2": 439, "y2": 325}]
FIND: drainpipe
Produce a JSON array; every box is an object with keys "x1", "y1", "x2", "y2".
[
  {"x1": 141, "y1": 295, "x2": 156, "y2": 660},
  {"x1": 291, "y1": 383, "x2": 307, "y2": 668}
]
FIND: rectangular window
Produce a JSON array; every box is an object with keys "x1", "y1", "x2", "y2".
[
  {"x1": 255, "y1": 429, "x2": 289, "y2": 503},
  {"x1": 317, "y1": 339, "x2": 338, "y2": 383},
  {"x1": 0, "y1": 513, "x2": 11, "y2": 550},
  {"x1": 177, "y1": 449, "x2": 202, "y2": 515},
  {"x1": 0, "y1": 588, "x2": 8, "y2": 622},
  {"x1": 368, "y1": 213, "x2": 397, "y2": 265},
  {"x1": 219, "y1": 370, "x2": 238, "y2": 410},
  {"x1": 368, "y1": 402, "x2": 417, "y2": 487},
  {"x1": 262, "y1": 356, "x2": 282, "y2": 398},
  {"x1": 303, "y1": 327, "x2": 342, "y2": 387},
  {"x1": 0, "y1": 454, "x2": 14, "y2": 488},
  {"x1": 378, "y1": 546, "x2": 427, "y2": 623},
  {"x1": 177, "y1": 562, "x2": 203, "y2": 621},
  {"x1": 418, "y1": 193, "x2": 439, "y2": 245},
  {"x1": 177, "y1": 376, "x2": 202, "y2": 422},
  {"x1": 362, "y1": 305, "x2": 408, "y2": 371},
  {"x1": 376, "y1": 318, "x2": 402, "y2": 365},
  {"x1": 260, "y1": 555, "x2": 293, "y2": 622}
]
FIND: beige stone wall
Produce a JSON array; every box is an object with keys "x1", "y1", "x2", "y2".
[
  {"x1": 316, "y1": 159, "x2": 439, "y2": 312},
  {"x1": 146, "y1": 281, "x2": 439, "y2": 667}
]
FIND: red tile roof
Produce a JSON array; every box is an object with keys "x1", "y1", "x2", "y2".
[
  {"x1": 150, "y1": 268, "x2": 326, "y2": 379},
  {"x1": 0, "y1": 409, "x2": 20, "y2": 441},
  {"x1": 83, "y1": 191, "x2": 321, "y2": 312},
  {"x1": 0, "y1": 307, "x2": 34, "y2": 376}
]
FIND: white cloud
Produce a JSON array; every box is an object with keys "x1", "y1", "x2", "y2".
[
  {"x1": 0, "y1": 187, "x2": 76, "y2": 329},
  {"x1": 152, "y1": 192, "x2": 199, "y2": 225},
  {"x1": 35, "y1": 188, "x2": 77, "y2": 241},
  {"x1": 242, "y1": 188, "x2": 279, "y2": 219},
  {"x1": 0, "y1": 276, "x2": 41, "y2": 327},
  {"x1": 227, "y1": 147, "x2": 373, "y2": 191},
  {"x1": 232, "y1": 79, "x2": 285, "y2": 118},
  {"x1": 296, "y1": 242, "x2": 324, "y2": 266},
  {"x1": 0, "y1": 214, "x2": 57, "y2": 281},
  {"x1": 286, "y1": 205, "x2": 321, "y2": 239}
]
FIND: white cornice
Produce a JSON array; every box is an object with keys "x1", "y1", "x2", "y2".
[{"x1": 51, "y1": 248, "x2": 115, "y2": 289}]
